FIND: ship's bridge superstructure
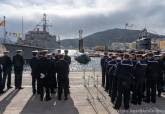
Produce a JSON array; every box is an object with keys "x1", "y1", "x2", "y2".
[
  {"x1": 17, "y1": 14, "x2": 58, "y2": 49},
  {"x1": 136, "y1": 28, "x2": 151, "y2": 50}
]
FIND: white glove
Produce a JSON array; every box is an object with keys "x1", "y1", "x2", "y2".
[{"x1": 40, "y1": 73, "x2": 45, "y2": 79}]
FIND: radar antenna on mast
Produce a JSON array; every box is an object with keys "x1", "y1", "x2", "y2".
[{"x1": 34, "y1": 13, "x2": 52, "y2": 31}]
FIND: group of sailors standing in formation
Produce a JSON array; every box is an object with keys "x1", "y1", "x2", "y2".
[
  {"x1": 101, "y1": 51, "x2": 165, "y2": 110},
  {"x1": 0, "y1": 49, "x2": 71, "y2": 101}
]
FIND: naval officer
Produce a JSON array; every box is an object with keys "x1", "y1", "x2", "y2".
[
  {"x1": 29, "y1": 50, "x2": 40, "y2": 95},
  {"x1": 2, "y1": 51, "x2": 12, "y2": 90},
  {"x1": 13, "y1": 50, "x2": 24, "y2": 89}
]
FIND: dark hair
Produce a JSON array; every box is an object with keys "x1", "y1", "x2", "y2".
[
  {"x1": 104, "y1": 52, "x2": 108, "y2": 56},
  {"x1": 124, "y1": 54, "x2": 129, "y2": 59},
  {"x1": 112, "y1": 55, "x2": 116, "y2": 59},
  {"x1": 147, "y1": 52, "x2": 154, "y2": 57},
  {"x1": 136, "y1": 54, "x2": 142, "y2": 58}
]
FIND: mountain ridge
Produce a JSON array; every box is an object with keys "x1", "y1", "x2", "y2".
[{"x1": 61, "y1": 28, "x2": 164, "y2": 48}]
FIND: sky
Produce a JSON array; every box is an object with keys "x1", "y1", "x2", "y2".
[{"x1": 0, "y1": 0, "x2": 165, "y2": 40}]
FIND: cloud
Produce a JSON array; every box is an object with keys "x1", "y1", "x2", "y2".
[{"x1": 0, "y1": 0, "x2": 165, "y2": 40}]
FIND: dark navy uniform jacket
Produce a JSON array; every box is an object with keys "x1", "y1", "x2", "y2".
[
  {"x1": 56, "y1": 60, "x2": 69, "y2": 82},
  {"x1": 134, "y1": 60, "x2": 147, "y2": 82},
  {"x1": 100, "y1": 56, "x2": 108, "y2": 70},
  {"x1": 107, "y1": 60, "x2": 117, "y2": 76},
  {"x1": 29, "y1": 57, "x2": 39, "y2": 75},
  {"x1": 105, "y1": 58, "x2": 112, "y2": 72},
  {"x1": 2, "y1": 55, "x2": 12, "y2": 72},
  {"x1": 47, "y1": 59, "x2": 56, "y2": 77},
  {"x1": 13, "y1": 54, "x2": 24, "y2": 72},
  {"x1": 159, "y1": 58, "x2": 165, "y2": 73},
  {"x1": 116, "y1": 59, "x2": 122, "y2": 64},
  {"x1": 116, "y1": 60, "x2": 134, "y2": 84},
  {"x1": 38, "y1": 57, "x2": 49, "y2": 79},
  {"x1": 146, "y1": 58, "x2": 161, "y2": 80}
]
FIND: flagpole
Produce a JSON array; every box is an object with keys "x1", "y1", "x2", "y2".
[
  {"x1": 3, "y1": 16, "x2": 6, "y2": 43},
  {"x1": 21, "y1": 16, "x2": 24, "y2": 39}
]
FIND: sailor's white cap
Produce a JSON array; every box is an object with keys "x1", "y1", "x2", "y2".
[
  {"x1": 3, "y1": 50, "x2": 9, "y2": 53},
  {"x1": 47, "y1": 53, "x2": 52, "y2": 56},
  {"x1": 16, "y1": 50, "x2": 23, "y2": 52},
  {"x1": 39, "y1": 50, "x2": 48, "y2": 54},
  {"x1": 32, "y1": 50, "x2": 38, "y2": 53}
]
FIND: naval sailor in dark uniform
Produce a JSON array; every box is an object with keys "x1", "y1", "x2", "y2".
[
  {"x1": 51, "y1": 53, "x2": 58, "y2": 93},
  {"x1": 107, "y1": 54, "x2": 117, "y2": 102},
  {"x1": 64, "y1": 50, "x2": 71, "y2": 65},
  {"x1": 131, "y1": 54, "x2": 147, "y2": 105},
  {"x1": 156, "y1": 54, "x2": 164, "y2": 97},
  {"x1": 100, "y1": 52, "x2": 108, "y2": 88},
  {"x1": 56, "y1": 54, "x2": 69, "y2": 100},
  {"x1": 13, "y1": 50, "x2": 24, "y2": 89},
  {"x1": 38, "y1": 50, "x2": 51, "y2": 101},
  {"x1": 105, "y1": 53, "x2": 112, "y2": 91},
  {"x1": 160, "y1": 54, "x2": 165, "y2": 94},
  {"x1": 64, "y1": 50, "x2": 71, "y2": 94},
  {"x1": 145, "y1": 52, "x2": 161, "y2": 103},
  {"x1": 2, "y1": 51, "x2": 12, "y2": 90},
  {"x1": 0, "y1": 56, "x2": 4, "y2": 94},
  {"x1": 114, "y1": 54, "x2": 134, "y2": 110},
  {"x1": 47, "y1": 53, "x2": 57, "y2": 94},
  {"x1": 29, "y1": 50, "x2": 40, "y2": 95}
]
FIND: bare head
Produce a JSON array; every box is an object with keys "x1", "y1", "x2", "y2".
[
  {"x1": 136, "y1": 54, "x2": 142, "y2": 61},
  {"x1": 147, "y1": 52, "x2": 154, "y2": 59},
  {"x1": 124, "y1": 54, "x2": 130, "y2": 60},
  {"x1": 104, "y1": 52, "x2": 108, "y2": 56},
  {"x1": 64, "y1": 50, "x2": 68, "y2": 55}
]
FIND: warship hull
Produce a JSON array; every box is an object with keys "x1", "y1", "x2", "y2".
[{"x1": 2, "y1": 43, "x2": 47, "y2": 60}]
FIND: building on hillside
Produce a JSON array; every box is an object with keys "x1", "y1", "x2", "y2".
[{"x1": 159, "y1": 40, "x2": 165, "y2": 50}]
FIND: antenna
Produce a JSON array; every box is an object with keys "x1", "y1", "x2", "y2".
[
  {"x1": 34, "y1": 13, "x2": 52, "y2": 32},
  {"x1": 3, "y1": 16, "x2": 6, "y2": 43},
  {"x1": 43, "y1": 13, "x2": 47, "y2": 31},
  {"x1": 21, "y1": 16, "x2": 24, "y2": 39}
]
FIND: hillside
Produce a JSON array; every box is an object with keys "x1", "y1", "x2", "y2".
[{"x1": 61, "y1": 28, "x2": 163, "y2": 48}]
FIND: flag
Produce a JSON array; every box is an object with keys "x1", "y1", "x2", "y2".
[{"x1": 0, "y1": 20, "x2": 5, "y2": 27}]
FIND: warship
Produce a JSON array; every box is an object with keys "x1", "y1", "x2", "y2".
[
  {"x1": 136, "y1": 28, "x2": 151, "y2": 50},
  {"x1": 2, "y1": 14, "x2": 59, "y2": 60}
]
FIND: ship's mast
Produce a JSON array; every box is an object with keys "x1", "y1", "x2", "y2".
[
  {"x1": 139, "y1": 28, "x2": 148, "y2": 39},
  {"x1": 35, "y1": 13, "x2": 51, "y2": 32},
  {"x1": 43, "y1": 13, "x2": 47, "y2": 32},
  {"x1": 3, "y1": 16, "x2": 6, "y2": 43},
  {"x1": 21, "y1": 16, "x2": 24, "y2": 39}
]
